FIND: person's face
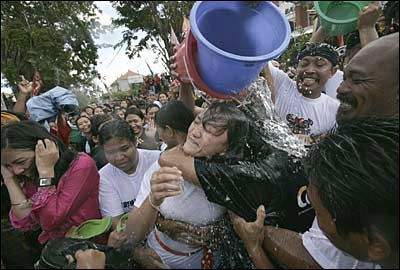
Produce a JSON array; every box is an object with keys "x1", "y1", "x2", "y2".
[
  {"x1": 1, "y1": 149, "x2": 35, "y2": 178},
  {"x1": 159, "y1": 94, "x2": 168, "y2": 104},
  {"x1": 85, "y1": 107, "x2": 94, "y2": 116},
  {"x1": 103, "y1": 138, "x2": 138, "y2": 174},
  {"x1": 183, "y1": 112, "x2": 228, "y2": 157},
  {"x1": 336, "y1": 42, "x2": 398, "y2": 121},
  {"x1": 307, "y1": 182, "x2": 381, "y2": 261},
  {"x1": 147, "y1": 107, "x2": 159, "y2": 121},
  {"x1": 77, "y1": 117, "x2": 91, "y2": 133},
  {"x1": 125, "y1": 114, "x2": 144, "y2": 135},
  {"x1": 120, "y1": 101, "x2": 128, "y2": 109},
  {"x1": 116, "y1": 110, "x2": 125, "y2": 119},
  {"x1": 296, "y1": 56, "x2": 335, "y2": 97},
  {"x1": 94, "y1": 107, "x2": 104, "y2": 115}
]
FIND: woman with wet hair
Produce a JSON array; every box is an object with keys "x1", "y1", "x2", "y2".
[{"x1": 1, "y1": 121, "x2": 101, "y2": 245}]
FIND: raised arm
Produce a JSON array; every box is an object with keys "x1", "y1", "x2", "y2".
[
  {"x1": 13, "y1": 77, "x2": 32, "y2": 114},
  {"x1": 358, "y1": 1, "x2": 381, "y2": 47}
]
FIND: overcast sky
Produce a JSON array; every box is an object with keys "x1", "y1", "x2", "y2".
[{"x1": 94, "y1": 1, "x2": 166, "y2": 88}]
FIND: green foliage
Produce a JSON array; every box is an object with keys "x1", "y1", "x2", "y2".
[
  {"x1": 112, "y1": 1, "x2": 194, "y2": 71},
  {"x1": 1, "y1": 1, "x2": 100, "y2": 95},
  {"x1": 278, "y1": 33, "x2": 312, "y2": 70},
  {"x1": 110, "y1": 90, "x2": 130, "y2": 100}
]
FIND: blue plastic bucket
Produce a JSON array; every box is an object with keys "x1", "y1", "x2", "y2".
[{"x1": 189, "y1": 1, "x2": 291, "y2": 95}]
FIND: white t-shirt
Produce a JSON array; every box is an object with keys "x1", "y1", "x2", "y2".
[
  {"x1": 324, "y1": 70, "x2": 343, "y2": 99},
  {"x1": 135, "y1": 162, "x2": 225, "y2": 269},
  {"x1": 302, "y1": 218, "x2": 381, "y2": 269},
  {"x1": 99, "y1": 149, "x2": 160, "y2": 217},
  {"x1": 269, "y1": 63, "x2": 340, "y2": 136}
]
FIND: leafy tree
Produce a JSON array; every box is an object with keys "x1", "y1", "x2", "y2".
[
  {"x1": 1, "y1": 1, "x2": 100, "y2": 95},
  {"x1": 112, "y1": 1, "x2": 194, "y2": 72}
]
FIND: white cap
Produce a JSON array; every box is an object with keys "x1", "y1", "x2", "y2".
[{"x1": 153, "y1": 100, "x2": 162, "y2": 108}]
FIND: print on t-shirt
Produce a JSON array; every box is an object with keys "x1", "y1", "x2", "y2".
[
  {"x1": 122, "y1": 199, "x2": 135, "y2": 213},
  {"x1": 286, "y1": 114, "x2": 314, "y2": 135}
]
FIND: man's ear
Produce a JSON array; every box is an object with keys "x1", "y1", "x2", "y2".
[
  {"x1": 367, "y1": 226, "x2": 392, "y2": 262},
  {"x1": 165, "y1": 125, "x2": 175, "y2": 137}
]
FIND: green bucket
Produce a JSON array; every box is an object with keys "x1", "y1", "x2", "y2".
[{"x1": 314, "y1": 1, "x2": 372, "y2": 36}]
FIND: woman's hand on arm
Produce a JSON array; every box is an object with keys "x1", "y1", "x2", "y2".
[
  {"x1": 158, "y1": 146, "x2": 200, "y2": 186},
  {"x1": 125, "y1": 167, "x2": 183, "y2": 245}
]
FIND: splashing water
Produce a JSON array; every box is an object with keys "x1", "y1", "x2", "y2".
[{"x1": 239, "y1": 77, "x2": 308, "y2": 158}]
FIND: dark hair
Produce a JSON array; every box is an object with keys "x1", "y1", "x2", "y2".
[
  {"x1": 98, "y1": 119, "x2": 136, "y2": 146},
  {"x1": 158, "y1": 93, "x2": 167, "y2": 99},
  {"x1": 146, "y1": 104, "x2": 160, "y2": 114},
  {"x1": 297, "y1": 42, "x2": 339, "y2": 67},
  {"x1": 1, "y1": 121, "x2": 77, "y2": 186},
  {"x1": 125, "y1": 107, "x2": 144, "y2": 120},
  {"x1": 90, "y1": 114, "x2": 112, "y2": 137},
  {"x1": 306, "y1": 117, "x2": 398, "y2": 247},
  {"x1": 201, "y1": 102, "x2": 251, "y2": 159},
  {"x1": 75, "y1": 115, "x2": 91, "y2": 130},
  {"x1": 84, "y1": 106, "x2": 94, "y2": 113},
  {"x1": 94, "y1": 106, "x2": 104, "y2": 112},
  {"x1": 155, "y1": 100, "x2": 194, "y2": 133}
]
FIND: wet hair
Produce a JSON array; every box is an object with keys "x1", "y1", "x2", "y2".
[
  {"x1": 98, "y1": 119, "x2": 136, "y2": 146},
  {"x1": 1, "y1": 121, "x2": 77, "y2": 186},
  {"x1": 155, "y1": 100, "x2": 194, "y2": 134},
  {"x1": 125, "y1": 107, "x2": 144, "y2": 120},
  {"x1": 201, "y1": 102, "x2": 251, "y2": 159},
  {"x1": 306, "y1": 117, "x2": 398, "y2": 247},
  {"x1": 90, "y1": 114, "x2": 112, "y2": 137}
]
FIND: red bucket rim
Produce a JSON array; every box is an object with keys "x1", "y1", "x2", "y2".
[{"x1": 185, "y1": 30, "x2": 234, "y2": 100}]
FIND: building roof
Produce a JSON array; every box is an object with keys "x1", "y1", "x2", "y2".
[{"x1": 119, "y1": 70, "x2": 142, "y2": 80}]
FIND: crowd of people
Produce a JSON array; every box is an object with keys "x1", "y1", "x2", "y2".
[{"x1": 1, "y1": 1, "x2": 398, "y2": 269}]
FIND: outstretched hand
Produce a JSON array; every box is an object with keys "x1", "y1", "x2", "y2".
[
  {"x1": 229, "y1": 205, "x2": 266, "y2": 252},
  {"x1": 18, "y1": 75, "x2": 33, "y2": 95}
]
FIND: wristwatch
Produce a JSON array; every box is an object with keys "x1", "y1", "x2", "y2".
[{"x1": 39, "y1": 177, "x2": 53, "y2": 187}]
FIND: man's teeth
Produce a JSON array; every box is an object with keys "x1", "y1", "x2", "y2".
[
  {"x1": 340, "y1": 102, "x2": 353, "y2": 111},
  {"x1": 302, "y1": 78, "x2": 316, "y2": 86}
]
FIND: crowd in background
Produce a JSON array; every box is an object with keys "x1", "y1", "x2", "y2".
[{"x1": 1, "y1": 1, "x2": 399, "y2": 269}]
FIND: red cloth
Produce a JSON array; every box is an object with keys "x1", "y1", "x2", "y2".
[
  {"x1": 9, "y1": 153, "x2": 102, "y2": 244},
  {"x1": 56, "y1": 113, "x2": 71, "y2": 146}
]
